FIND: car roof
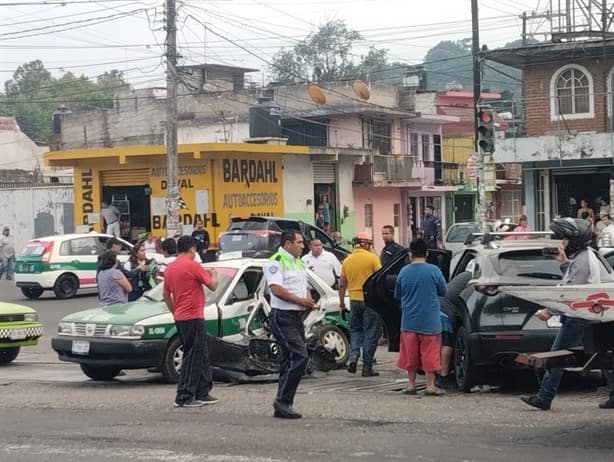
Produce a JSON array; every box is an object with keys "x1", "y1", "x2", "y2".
[
  {"x1": 26, "y1": 233, "x2": 127, "y2": 243},
  {"x1": 203, "y1": 258, "x2": 269, "y2": 269},
  {"x1": 467, "y1": 238, "x2": 563, "y2": 254},
  {"x1": 231, "y1": 216, "x2": 293, "y2": 222}
]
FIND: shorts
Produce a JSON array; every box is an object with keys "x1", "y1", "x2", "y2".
[{"x1": 396, "y1": 331, "x2": 441, "y2": 373}]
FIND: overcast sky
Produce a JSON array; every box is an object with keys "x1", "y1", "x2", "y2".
[{"x1": 0, "y1": 0, "x2": 541, "y2": 89}]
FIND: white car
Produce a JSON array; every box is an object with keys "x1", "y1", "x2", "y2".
[{"x1": 14, "y1": 233, "x2": 164, "y2": 299}]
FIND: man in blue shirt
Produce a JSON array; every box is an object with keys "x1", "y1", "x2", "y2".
[{"x1": 394, "y1": 238, "x2": 447, "y2": 395}]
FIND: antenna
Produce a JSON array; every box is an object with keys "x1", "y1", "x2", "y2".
[
  {"x1": 351, "y1": 80, "x2": 371, "y2": 101},
  {"x1": 307, "y1": 84, "x2": 326, "y2": 105}
]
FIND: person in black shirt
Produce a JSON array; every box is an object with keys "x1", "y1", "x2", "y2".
[
  {"x1": 422, "y1": 206, "x2": 442, "y2": 250},
  {"x1": 380, "y1": 225, "x2": 404, "y2": 266},
  {"x1": 191, "y1": 219, "x2": 210, "y2": 261}
]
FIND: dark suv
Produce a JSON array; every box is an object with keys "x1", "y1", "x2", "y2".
[
  {"x1": 218, "y1": 216, "x2": 350, "y2": 261},
  {"x1": 364, "y1": 237, "x2": 614, "y2": 391}
]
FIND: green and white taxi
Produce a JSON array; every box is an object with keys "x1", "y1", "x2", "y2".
[
  {"x1": 52, "y1": 258, "x2": 350, "y2": 382},
  {"x1": 0, "y1": 302, "x2": 44, "y2": 364},
  {"x1": 14, "y1": 233, "x2": 164, "y2": 300}
]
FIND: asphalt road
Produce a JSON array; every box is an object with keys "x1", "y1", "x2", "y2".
[{"x1": 2, "y1": 280, "x2": 614, "y2": 461}]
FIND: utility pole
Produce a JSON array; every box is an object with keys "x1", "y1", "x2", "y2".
[
  {"x1": 165, "y1": 0, "x2": 181, "y2": 238},
  {"x1": 471, "y1": 0, "x2": 485, "y2": 227}
]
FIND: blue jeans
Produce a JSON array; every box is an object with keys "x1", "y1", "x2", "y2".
[
  {"x1": 348, "y1": 300, "x2": 380, "y2": 369},
  {"x1": 0, "y1": 257, "x2": 14, "y2": 280},
  {"x1": 269, "y1": 309, "x2": 308, "y2": 405},
  {"x1": 537, "y1": 316, "x2": 586, "y2": 404},
  {"x1": 175, "y1": 319, "x2": 213, "y2": 404}
]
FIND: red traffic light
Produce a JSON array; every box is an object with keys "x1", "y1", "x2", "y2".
[{"x1": 478, "y1": 111, "x2": 493, "y2": 123}]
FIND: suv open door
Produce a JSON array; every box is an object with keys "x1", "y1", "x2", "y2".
[{"x1": 363, "y1": 248, "x2": 451, "y2": 352}]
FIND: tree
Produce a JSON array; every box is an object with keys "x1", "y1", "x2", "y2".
[
  {"x1": 269, "y1": 20, "x2": 389, "y2": 83},
  {"x1": 4, "y1": 60, "x2": 52, "y2": 97},
  {"x1": 1, "y1": 61, "x2": 131, "y2": 142}
]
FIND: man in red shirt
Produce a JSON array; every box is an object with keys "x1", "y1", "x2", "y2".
[{"x1": 163, "y1": 236, "x2": 218, "y2": 408}]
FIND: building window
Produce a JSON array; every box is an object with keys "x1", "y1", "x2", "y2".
[
  {"x1": 364, "y1": 203, "x2": 373, "y2": 228},
  {"x1": 550, "y1": 64, "x2": 594, "y2": 121},
  {"x1": 410, "y1": 132, "x2": 419, "y2": 157},
  {"x1": 393, "y1": 203, "x2": 400, "y2": 227},
  {"x1": 362, "y1": 119, "x2": 391, "y2": 155},
  {"x1": 499, "y1": 190, "x2": 522, "y2": 223},
  {"x1": 421, "y1": 134, "x2": 432, "y2": 163}
]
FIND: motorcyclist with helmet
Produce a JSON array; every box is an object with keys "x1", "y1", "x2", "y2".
[{"x1": 521, "y1": 217, "x2": 608, "y2": 410}]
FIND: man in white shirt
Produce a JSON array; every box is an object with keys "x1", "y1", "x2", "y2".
[
  {"x1": 101, "y1": 200, "x2": 121, "y2": 237},
  {"x1": 598, "y1": 214, "x2": 614, "y2": 247},
  {"x1": 301, "y1": 238, "x2": 341, "y2": 288}
]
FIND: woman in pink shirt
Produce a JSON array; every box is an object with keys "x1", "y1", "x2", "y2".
[{"x1": 507, "y1": 215, "x2": 532, "y2": 240}]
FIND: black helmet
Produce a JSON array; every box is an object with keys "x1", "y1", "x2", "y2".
[{"x1": 549, "y1": 217, "x2": 592, "y2": 254}]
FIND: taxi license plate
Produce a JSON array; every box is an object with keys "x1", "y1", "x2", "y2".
[
  {"x1": 546, "y1": 316, "x2": 562, "y2": 328},
  {"x1": 71, "y1": 340, "x2": 90, "y2": 355},
  {"x1": 9, "y1": 328, "x2": 27, "y2": 340}
]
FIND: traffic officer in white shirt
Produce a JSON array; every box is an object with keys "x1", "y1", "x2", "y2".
[
  {"x1": 264, "y1": 229, "x2": 315, "y2": 419},
  {"x1": 301, "y1": 238, "x2": 341, "y2": 288}
]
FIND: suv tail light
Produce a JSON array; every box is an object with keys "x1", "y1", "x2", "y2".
[
  {"x1": 41, "y1": 241, "x2": 54, "y2": 263},
  {"x1": 475, "y1": 285, "x2": 499, "y2": 296}
]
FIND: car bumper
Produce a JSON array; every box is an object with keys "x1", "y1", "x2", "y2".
[
  {"x1": 51, "y1": 336, "x2": 167, "y2": 369},
  {"x1": 469, "y1": 329, "x2": 557, "y2": 366},
  {"x1": 0, "y1": 323, "x2": 43, "y2": 348},
  {"x1": 15, "y1": 272, "x2": 59, "y2": 290}
]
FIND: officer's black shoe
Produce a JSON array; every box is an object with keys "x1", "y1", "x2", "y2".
[
  {"x1": 362, "y1": 368, "x2": 379, "y2": 377},
  {"x1": 273, "y1": 401, "x2": 302, "y2": 419},
  {"x1": 520, "y1": 395, "x2": 551, "y2": 410},
  {"x1": 599, "y1": 398, "x2": 614, "y2": 409},
  {"x1": 347, "y1": 362, "x2": 357, "y2": 374}
]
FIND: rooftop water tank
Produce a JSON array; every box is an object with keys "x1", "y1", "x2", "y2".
[{"x1": 249, "y1": 96, "x2": 282, "y2": 138}]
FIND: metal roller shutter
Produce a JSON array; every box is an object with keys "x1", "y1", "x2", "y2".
[
  {"x1": 312, "y1": 162, "x2": 336, "y2": 183},
  {"x1": 100, "y1": 169, "x2": 149, "y2": 186}
]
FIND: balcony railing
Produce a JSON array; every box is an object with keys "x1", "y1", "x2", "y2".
[{"x1": 354, "y1": 154, "x2": 419, "y2": 186}]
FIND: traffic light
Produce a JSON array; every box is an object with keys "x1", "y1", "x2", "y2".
[{"x1": 477, "y1": 109, "x2": 495, "y2": 153}]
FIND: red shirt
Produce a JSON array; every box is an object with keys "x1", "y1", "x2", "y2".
[{"x1": 164, "y1": 255, "x2": 212, "y2": 321}]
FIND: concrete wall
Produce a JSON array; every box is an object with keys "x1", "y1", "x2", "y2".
[
  {"x1": 327, "y1": 116, "x2": 363, "y2": 149},
  {"x1": 353, "y1": 187, "x2": 402, "y2": 254},
  {"x1": 495, "y1": 131, "x2": 614, "y2": 163},
  {"x1": 337, "y1": 157, "x2": 357, "y2": 243},
  {"x1": 282, "y1": 155, "x2": 314, "y2": 225},
  {"x1": 0, "y1": 185, "x2": 74, "y2": 253}
]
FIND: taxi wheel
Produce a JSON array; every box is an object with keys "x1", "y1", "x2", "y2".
[
  {"x1": 316, "y1": 324, "x2": 349, "y2": 367},
  {"x1": 21, "y1": 287, "x2": 43, "y2": 299},
  {"x1": 0, "y1": 347, "x2": 20, "y2": 364},
  {"x1": 161, "y1": 336, "x2": 182, "y2": 384},
  {"x1": 54, "y1": 274, "x2": 79, "y2": 299},
  {"x1": 80, "y1": 364, "x2": 122, "y2": 381}
]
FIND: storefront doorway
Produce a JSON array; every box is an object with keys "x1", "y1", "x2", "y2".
[
  {"x1": 102, "y1": 185, "x2": 151, "y2": 242},
  {"x1": 553, "y1": 172, "x2": 611, "y2": 218}
]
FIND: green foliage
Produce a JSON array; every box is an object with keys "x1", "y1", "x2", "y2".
[
  {"x1": 0, "y1": 61, "x2": 128, "y2": 142},
  {"x1": 423, "y1": 38, "x2": 535, "y2": 100},
  {"x1": 269, "y1": 20, "x2": 389, "y2": 83}
]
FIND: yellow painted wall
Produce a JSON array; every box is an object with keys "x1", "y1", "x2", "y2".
[
  {"x1": 66, "y1": 150, "x2": 285, "y2": 245},
  {"x1": 443, "y1": 136, "x2": 474, "y2": 185}
]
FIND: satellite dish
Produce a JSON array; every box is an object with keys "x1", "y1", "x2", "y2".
[
  {"x1": 352, "y1": 80, "x2": 371, "y2": 101},
  {"x1": 307, "y1": 84, "x2": 326, "y2": 105}
]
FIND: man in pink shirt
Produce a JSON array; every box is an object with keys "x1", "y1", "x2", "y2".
[{"x1": 164, "y1": 236, "x2": 218, "y2": 408}]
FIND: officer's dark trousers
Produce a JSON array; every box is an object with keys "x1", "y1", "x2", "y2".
[
  {"x1": 269, "y1": 309, "x2": 308, "y2": 405},
  {"x1": 175, "y1": 318, "x2": 213, "y2": 404}
]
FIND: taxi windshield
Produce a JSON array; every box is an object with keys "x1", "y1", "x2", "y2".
[{"x1": 143, "y1": 266, "x2": 238, "y2": 303}]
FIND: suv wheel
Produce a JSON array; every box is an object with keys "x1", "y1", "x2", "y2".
[
  {"x1": 454, "y1": 326, "x2": 481, "y2": 392},
  {"x1": 21, "y1": 287, "x2": 43, "y2": 299},
  {"x1": 54, "y1": 274, "x2": 79, "y2": 299},
  {"x1": 161, "y1": 336, "x2": 182, "y2": 384}
]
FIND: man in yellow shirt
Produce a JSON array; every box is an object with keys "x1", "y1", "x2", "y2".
[{"x1": 338, "y1": 232, "x2": 382, "y2": 376}]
